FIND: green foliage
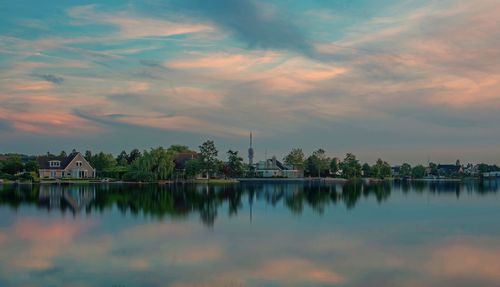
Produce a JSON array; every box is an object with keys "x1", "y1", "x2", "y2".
[
  {"x1": 412, "y1": 165, "x2": 426, "y2": 178},
  {"x1": 127, "y1": 149, "x2": 141, "y2": 164},
  {"x1": 132, "y1": 147, "x2": 175, "y2": 180},
  {"x1": 226, "y1": 150, "x2": 244, "y2": 178},
  {"x1": 362, "y1": 163, "x2": 371, "y2": 177},
  {"x1": 371, "y1": 159, "x2": 391, "y2": 179},
  {"x1": 122, "y1": 171, "x2": 156, "y2": 182},
  {"x1": 400, "y1": 163, "x2": 412, "y2": 177},
  {"x1": 306, "y1": 149, "x2": 330, "y2": 177},
  {"x1": 167, "y1": 145, "x2": 193, "y2": 154},
  {"x1": 340, "y1": 153, "x2": 362, "y2": 179},
  {"x1": 429, "y1": 162, "x2": 438, "y2": 176},
  {"x1": 330, "y1": 157, "x2": 339, "y2": 174},
  {"x1": 283, "y1": 148, "x2": 305, "y2": 170},
  {"x1": 89, "y1": 152, "x2": 117, "y2": 172},
  {"x1": 24, "y1": 160, "x2": 39, "y2": 172},
  {"x1": 199, "y1": 140, "x2": 218, "y2": 178},
  {"x1": 59, "y1": 150, "x2": 67, "y2": 157},
  {"x1": 0, "y1": 156, "x2": 23, "y2": 175},
  {"x1": 185, "y1": 159, "x2": 203, "y2": 179},
  {"x1": 84, "y1": 150, "x2": 92, "y2": 162},
  {"x1": 116, "y1": 150, "x2": 129, "y2": 166}
]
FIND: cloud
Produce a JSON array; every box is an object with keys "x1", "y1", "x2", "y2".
[
  {"x1": 67, "y1": 5, "x2": 214, "y2": 39},
  {"x1": 149, "y1": 0, "x2": 318, "y2": 58},
  {"x1": 33, "y1": 73, "x2": 64, "y2": 84}
]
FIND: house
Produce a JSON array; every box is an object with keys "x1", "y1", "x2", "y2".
[
  {"x1": 173, "y1": 152, "x2": 198, "y2": 170},
  {"x1": 437, "y1": 164, "x2": 463, "y2": 176},
  {"x1": 37, "y1": 151, "x2": 95, "y2": 179},
  {"x1": 255, "y1": 156, "x2": 303, "y2": 178},
  {"x1": 464, "y1": 163, "x2": 479, "y2": 176},
  {"x1": 391, "y1": 166, "x2": 401, "y2": 177}
]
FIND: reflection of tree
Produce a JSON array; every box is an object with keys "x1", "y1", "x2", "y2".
[{"x1": 0, "y1": 179, "x2": 499, "y2": 226}]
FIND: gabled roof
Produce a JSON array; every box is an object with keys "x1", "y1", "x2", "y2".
[
  {"x1": 37, "y1": 152, "x2": 79, "y2": 170},
  {"x1": 437, "y1": 164, "x2": 461, "y2": 173}
]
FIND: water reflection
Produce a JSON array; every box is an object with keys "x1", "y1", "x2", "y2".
[
  {"x1": 1, "y1": 180, "x2": 500, "y2": 287},
  {"x1": 0, "y1": 180, "x2": 498, "y2": 226}
]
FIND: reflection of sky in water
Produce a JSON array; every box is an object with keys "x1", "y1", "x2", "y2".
[{"x1": 0, "y1": 181, "x2": 500, "y2": 287}]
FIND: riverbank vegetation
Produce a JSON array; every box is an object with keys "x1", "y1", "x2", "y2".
[{"x1": 1, "y1": 140, "x2": 500, "y2": 182}]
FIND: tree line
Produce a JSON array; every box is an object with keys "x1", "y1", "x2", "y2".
[{"x1": 1, "y1": 142, "x2": 500, "y2": 181}]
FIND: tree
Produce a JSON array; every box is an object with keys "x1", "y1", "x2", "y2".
[
  {"x1": 283, "y1": 148, "x2": 305, "y2": 170},
  {"x1": 167, "y1": 145, "x2": 193, "y2": 154},
  {"x1": 429, "y1": 162, "x2": 438, "y2": 176},
  {"x1": 340, "y1": 153, "x2": 362, "y2": 179},
  {"x1": 84, "y1": 150, "x2": 92, "y2": 162},
  {"x1": 330, "y1": 157, "x2": 339, "y2": 175},
  {"x1": 199, "y1": 140, "x2": 218, "y2": 178},
  {"x1": 133, "y1": 147, "x2": 175, "y2": 180},
  {"x1": 128, "y1": 149, "x2": 141, "y2": 164},
  {"x1": 400, "y1": 163, "x2": 412, "y2": 178},
  {"x1": 59, "y1": 150, "x2": 67, "y2": 157},
  {"x1": 362, "y1": 163, "x2": 371, "y2": 177},
  {"x1": 226, "y1": 150, "x2": 244, "y2": 178},
  {"x1": 371, "y1": 159, "x2": 392, "y2": 179},
  {"x1": 185, "y1": 159, "x2": 203, "y2": 179},
  {"x1": 1, "y1": 157, "x2": 23, "y2": 175},
  {"x1": 24, "y1": 160, "x2": 39, "y2": 172},
  {"x1": 412, "y1": 165, "x2": 426, "y2": 179},
  {"x1": 90, "y1": 152, "x2": 117, "y2": 172},
  {"x1": 306, "y1": 149, "x2": 329, "y2": 177},
  {"x1": 116, "y1": 150, "x2": 129, "y2": 166}
]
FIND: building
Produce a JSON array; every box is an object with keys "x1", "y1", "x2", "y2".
[
  {"x1": 37, "y1": 151, "x2": 95, "y2": 179},
  {"x1": 437, "y1": 164, "x2": 463, "y2": 176},
  {"x1": 255, "y1": 156, "x2": 303, "y2": 178},
  {"x1": 248, "y1": 132, "x2": 254, "y2": 166}
]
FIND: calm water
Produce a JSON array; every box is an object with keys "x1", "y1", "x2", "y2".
[{"x1": 1, "y1": 180, "x2": 500, "y2": 287}]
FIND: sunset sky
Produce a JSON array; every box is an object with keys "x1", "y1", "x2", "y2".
[{"x1": 1, "y1": 0, "x2": 499, "y2": 164}]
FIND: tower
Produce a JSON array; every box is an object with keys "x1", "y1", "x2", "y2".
[{"x1": 248, "y1": 132, "x2": 254, "y2": 166}]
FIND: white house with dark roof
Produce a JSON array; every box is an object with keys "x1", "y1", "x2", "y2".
[{"x1": 37, "y1": 151, "x2": 95, "y2": 179}]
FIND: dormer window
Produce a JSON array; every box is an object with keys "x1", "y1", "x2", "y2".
[
  {"x1": 76, "y1": 161, "x2": 82, "y2": 167},
  {"x1": 49, "y1": 160, "x2": 61, "y2": 167}
]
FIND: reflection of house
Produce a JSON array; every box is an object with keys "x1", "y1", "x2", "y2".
[
  {"x1": 38, "y1": 185, "x2": 96, "y2": 213},
  {"x1": 437, "y1": 164, "x2": 463, "y2": 176},
  {"x1": 37, "y1": 151, "x2": 95, "y2": 179},
  {"x1": 255, "y1": 156, "x2": 303, "y2": 178}
]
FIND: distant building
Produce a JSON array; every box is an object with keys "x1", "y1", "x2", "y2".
[
  {"x1": 437, "y1": 164, "x2": 463, "y2": 176},
  {"x1": 248, "y1": 132, "x2": 254, "y2": 166},
  {"x1": 173, "y1": 152, "x2": 198, "y2": 170},
  {"x1": 464, "y1": 163, "x2": 479, "y2": 176},
  {"x1": 391, "y1": 166, "x2": 401, "y2": 177},
  {"x1": 255, "y1": 156, "x2": 303, "y2": 178},
  {"x1": 37, "y1": 151, "x2": 95, "y2": 179}
]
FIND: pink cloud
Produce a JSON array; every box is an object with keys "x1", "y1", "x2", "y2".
[
  {"x1": 427, "y1": 242, "x2": 500, "y2": 282},
  {"x1": 252, "y1": 258, "x2": 345, "y2": 284}
]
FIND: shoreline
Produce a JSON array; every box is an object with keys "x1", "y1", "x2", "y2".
[{"x1": 1, "y1": 177, "x2": 493, "y2": 185}]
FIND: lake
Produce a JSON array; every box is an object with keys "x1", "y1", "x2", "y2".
[{"x1": 1, "y1": 180, "x2": 500, "y2": 287}]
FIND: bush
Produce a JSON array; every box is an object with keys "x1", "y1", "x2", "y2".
[
  {"x1": 0, "y1": 173, "x2": 16, "y2": 180},
  {"x1": 122, "y1": 171, "x2": 156, "y2": 182},
  {"x1": 18, "y1": 172, "x2": 34, "y2": 181}
]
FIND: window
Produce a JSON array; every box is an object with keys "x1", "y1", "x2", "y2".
[
  {"x1": 76, "y1": 161, "x2": 82, "y2": 167},
  {"x1": 49, "y1": 161, "x2": 60, "y2": 167}
]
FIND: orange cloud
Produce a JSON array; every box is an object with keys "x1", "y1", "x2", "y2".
[
  {"x1": 427, "y1": 243, "x2": 500, "y2": 282},
  {"x1": 6, "y1": 218, "x2": 92, "y2": 271},
  {"x1": 253, "y1": 258, "x2": 345, "y2": 284}
]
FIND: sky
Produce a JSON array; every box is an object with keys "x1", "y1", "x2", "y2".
[{"x1": 0, "y1": 0, "x2": 499, "y2": 164}]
